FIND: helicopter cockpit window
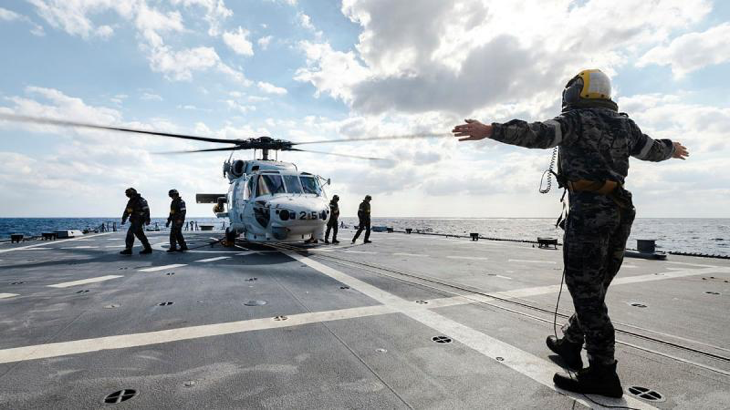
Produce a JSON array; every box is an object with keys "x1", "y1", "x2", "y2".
[
  {"x1": 283, "y1": 175, "x2": 303, "y2": 194},
  {"x1": 256, "y1": 175, "x2": 285, "y2": 196},
  {"x1": 300, "y1": 176, "x2": 322, "y2": 196}
]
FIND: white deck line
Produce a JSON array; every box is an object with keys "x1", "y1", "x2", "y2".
[
  {"x1": 509, "y1": 259, "x2": 558, "y2": 264},
  {"x1": 47, "y1": 275, "x2": 124, "y2": 288},
  {"x1": 61, "y1": 246, "x2": 100, "y2": 249},
  {"x1": 0, "y1": 293, "x2": 19, "y2": 300},
  {"x1": 446, "y1": 256, "x2": 489, "y2": 261},
  {"x1": 194, "y1": 256, "x2": 231, "y2": 263},
  {"x1": 288, "y1": 252, "x2": 655, "y2": 410},
  {"x1": 138, "y1": 264, "x2": 188, "y2": 272},
  {"x1": 665, "y1": 261, "x2": 718, "y2": 268},
  {"x1": 0, "y1": 305, "x2": 394, "y2": 365},
  {"x1": 393, "y1": 252, "x2": 428, "y2": 257},
  {"x1": 344, "y1": 250, "x2": 377, "y2": 255},
  {"x1": 0, "y1": 233, "x2": 110, "y2": 254}
]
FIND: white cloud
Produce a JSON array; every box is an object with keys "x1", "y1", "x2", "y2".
[
  {"x1": 170, "y1": 0, "x2": 233, "y2": 36},
  {"x1": 638, "y1": 23, "x2": 730, "y2": 77},
  {"x1": 140, "y1": 92, "x2": 163, "y2": 101},
  {"x1": 28, "y1": 0, "x2": 135, "y2": 39},
  {"x1": 257, "y1": 35, "x2": 273, "y2": 50},
  {"x1": 257, "y1": 81, "x2": 287, "y2": 95},
  {"x1": 297, "y1": 0, "x2": 712, "y2": 117},
  {"x1": 0, "y1": 6, "x2": 45, "y2": 36},
  {"x1": 222, "y1": 27, "x2": 254, "y2": 56}
]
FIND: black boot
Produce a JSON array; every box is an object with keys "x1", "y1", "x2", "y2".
[
  {"x1": 177, "y1": 246, "x2": 188, "y2": 252},
  {"x1": 546, "y1": 335, "x2": 583, "y2": 370},
  {"x1": 332, "y1": 239, "x2": 339, "y2": 244},
  {"x1": 140, "y1": 247, "x2": 153, "y2": 254},
  {"x1": 324, "y1": 239, "x2": 330, "y2": 244},
  {"x1": 553, "y1": 360, "x2": 623, "y2": 398},
  {"x1": 119, "y1": 249, "x2": 132, "y2": 255},
  {"x1": 166, "y1": 247, "x2": 178, "y2": 253}
]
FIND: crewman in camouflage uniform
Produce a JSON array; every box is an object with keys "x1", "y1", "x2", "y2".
[
  {"x1": 325, "y1": 195, "x2": 340, "y2": 244},
  {"x1": 352, "y1": 195, "x2": 372, "y2": 244},
  {"x1": 120, "y1": 187, "x2": 153, "y2": 255},
  {"x1": 166, "y1": 189, "x2": 188, "y2": 252},
  {"x1": 452, "y1": 69, "x2": 689, "y2": 398}
]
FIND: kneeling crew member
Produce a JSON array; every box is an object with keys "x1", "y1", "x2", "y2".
[
  {"x1": 352, "y1": 195, "x2": 372, "y2": 244},
  {"x1": 325, "y1": 195, "x2": 340, "y2": 244},
  {"x1": 166, "y1": 189, "x2": 188, "y2": 252},
  {"x1": 452, "y1": 69, "x2": 688, "y2": 398},
  {"x1": 120, "y1": 187, "x2": 153, "y2": 255}
]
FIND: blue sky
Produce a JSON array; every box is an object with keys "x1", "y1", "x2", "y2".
[{"x1": 1, "y1": 0, "x2": 729, "y2": 218}]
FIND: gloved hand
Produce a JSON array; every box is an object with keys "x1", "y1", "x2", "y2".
[
  {"x1": 145, "y1": 220, "x2": 151, "y2": 226},
  {"x1": 165, "y1": 221, "x2": 170, "y2": 228},
  {"x1": 121, "y1": 220, "x2": 126, "y2": 225}
]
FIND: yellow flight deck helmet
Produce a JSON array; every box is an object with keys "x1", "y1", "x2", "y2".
[{"x1": 562, "y1": 69, "x2": 618, "y2": 112}]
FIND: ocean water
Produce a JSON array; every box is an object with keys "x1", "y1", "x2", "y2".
[{"x1": 1, "y1": 217, "x2": 728, "y2": 257}]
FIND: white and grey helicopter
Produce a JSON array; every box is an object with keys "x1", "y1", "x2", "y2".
[{"x1": 1, "y1": 114, "x2": 444, "y2": 244}]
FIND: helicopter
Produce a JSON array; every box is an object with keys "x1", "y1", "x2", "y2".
[{"x1": 0, "y1": 113, "x2": 448, "y2": 244}]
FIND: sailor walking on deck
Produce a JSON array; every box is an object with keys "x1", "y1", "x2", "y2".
[
  {"x1": 352, "y1": 195, "x2": 372, "y2": 244},
  {"x1": 120, "y1": 187, "x2": 153, "y2": 255},
  {"x1": 452, "y1": 69, "x2": 689, "y2": 398},
  {"x1": 325, "y1": 195, "x2": 340, "y2": 244},
  {"x1": 166, "y1": 189, "x2": 188, "y2": 252}
]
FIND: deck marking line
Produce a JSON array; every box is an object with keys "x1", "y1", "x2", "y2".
[
  {"x1": 509, "y1": 259, "x2": 558, "y2": 264},
  {"x1": 0, "y1": 293, "x2": 19, "y2": 300},
  {"x1": 0, "y1": 305, "x2": 394, "y2": 364},
  {"x1": 194, "y1": 256, "x2": 231, "y2": 263},
  {"x1": 0, "y1": 233, "x2": 111, "y2": 254},
  {"x1": 665, "y1": 261, "x2": 718, "y2": 268},
  {"x1": 48, "y1": 275, "x2": 124, "y2": 288},
  {"x1": 288, "y1": 252, "x2": 655, "y2": 410},
  {"x1": 62, "y1": 246, "x2": 100, "y2": 249},
  {"x1": 393, "y1": 252, "x2": 428, "y2": 257},
  {"x1": 138, "y1": 264, "x2": 188, "y2": 272},
  {"x1": 344, "y1": 250, "x2": 377, "y2": 255},
  {"x1": 446, "y1": 256, "x2": 489, "y2": 261},
  {"x1": 494, "y1": 275, "x2": 512, "y2": 280}
]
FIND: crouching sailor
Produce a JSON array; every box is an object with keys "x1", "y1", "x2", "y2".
[
  {"x1": 166, "y1": 189, "x2": 188, "y2": 252},
  {"x1": 452, "y1": 69, "x2": 689, "y2": 398},
  {"x1": 120, "y1": 187, "x2": 153, "y2": 255}
]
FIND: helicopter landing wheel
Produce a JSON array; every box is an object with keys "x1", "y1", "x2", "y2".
[{"x1": 224, "y1": 227, "x2": 237, "y2": 247}]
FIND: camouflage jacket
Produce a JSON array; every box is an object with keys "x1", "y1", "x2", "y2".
[
  {"x1": 358, "y1": 201, "x2": 371, "y2": 220},
  {"x1": 329, "y1": 201, "x2": 340, "y2": 221},
  {"x1": 122, "y1": 194, "x2": 151, "y2": 224},
  {"x1": 168, "y1": 197, "x2": 187, "y2": 223},
  {"x1": 490, "y1": 108, "x2": 675, "y2": 185}
]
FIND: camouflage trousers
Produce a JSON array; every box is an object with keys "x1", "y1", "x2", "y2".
[{"x1": 561, "y1": 193, "x2": 636, "y2": 365}]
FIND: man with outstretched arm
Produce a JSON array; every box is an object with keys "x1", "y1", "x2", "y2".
[{"x1": 452, "y1": 69, "x2": 688, "y2": 398}]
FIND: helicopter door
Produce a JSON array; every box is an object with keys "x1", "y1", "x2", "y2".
[{"x1": 242, "y1": 177, "x2": 258, "y2": 229}]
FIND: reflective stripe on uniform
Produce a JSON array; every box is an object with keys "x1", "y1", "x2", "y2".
[
  {"x1": 544, "y1": 119, "x2": 562, "y2": 147},
  {"x1": 635, "y1": 136, "x2": 655, "y2": 159}
]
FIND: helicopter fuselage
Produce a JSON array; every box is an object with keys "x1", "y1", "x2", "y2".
[{"x1": 204, "y1": 159, "x2": 331, "y2": 243}]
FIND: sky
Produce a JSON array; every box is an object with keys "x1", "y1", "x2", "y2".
[{"x1": 0, "y1": 0, "x2": 728, "y2": 218}]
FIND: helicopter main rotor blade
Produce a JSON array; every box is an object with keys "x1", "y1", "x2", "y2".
[
  {"x1": 153, "y1": 147, "x2": 242, "y2": 154},
  {"x1": 288, "y1": 148, "x2": 385, "y2": 161},
  {"x1": 0, "y1": 113, "x2": 241, "y2": 144},
  {"x1": 292, "y1": 132, "x2": 452, "y2": 145}
]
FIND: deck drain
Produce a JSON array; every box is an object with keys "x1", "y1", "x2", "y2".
[
  {"x1": 376, "y1": 348, "x2": 387, "y2": 353},
  {"x1": 432, "y1": 336, "x2": 452, "y2": 344},
  {"x1": 630, "y1": 302, "x2": 647, "y2": 308},
  {"x1": 340, "y1": 286, "x2": 350, "y2": 290},
  {"x1": 10, "y1": 281, "x2": 24, "y2": 285},
  {"x1": 103, "y1": 304, "x2": 120, "y2": 309},
  {"x1": 705, "y1": 291, "x2": 720, "y2": 295},
  {"x1": 246, "y1": 277, "x2": 258, "y2": 282},
  {"x1": 245, "y1": 300, "x2": 267, "y2": 306},
  {"x1": 415, "y1": 300, "x2": 428, "y2": 304},
  {"x1": 627, "y1": 386, "x2": 665, "y2": 402},
  {"x1": 158, "y1": 301, "x2": 173, "y2": 306},
  {"x1": 166, "y1": 272, "x2": 175, "y2": 276},
  {"x1": 103, "y1": 389, "x2": 137, "y2": 404},
  {"x1": 76, "y1": 290, "x2": 89, "y2": 294},
  {"x1": 273, "y1": 315, "x2": 288, "y2": 321},
  {"x1": 184, "y1": 380, "x2": 196, "y2": 387},
  {"x1": 496, "y1": 356, "x2": 504, "y2": 362}
]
